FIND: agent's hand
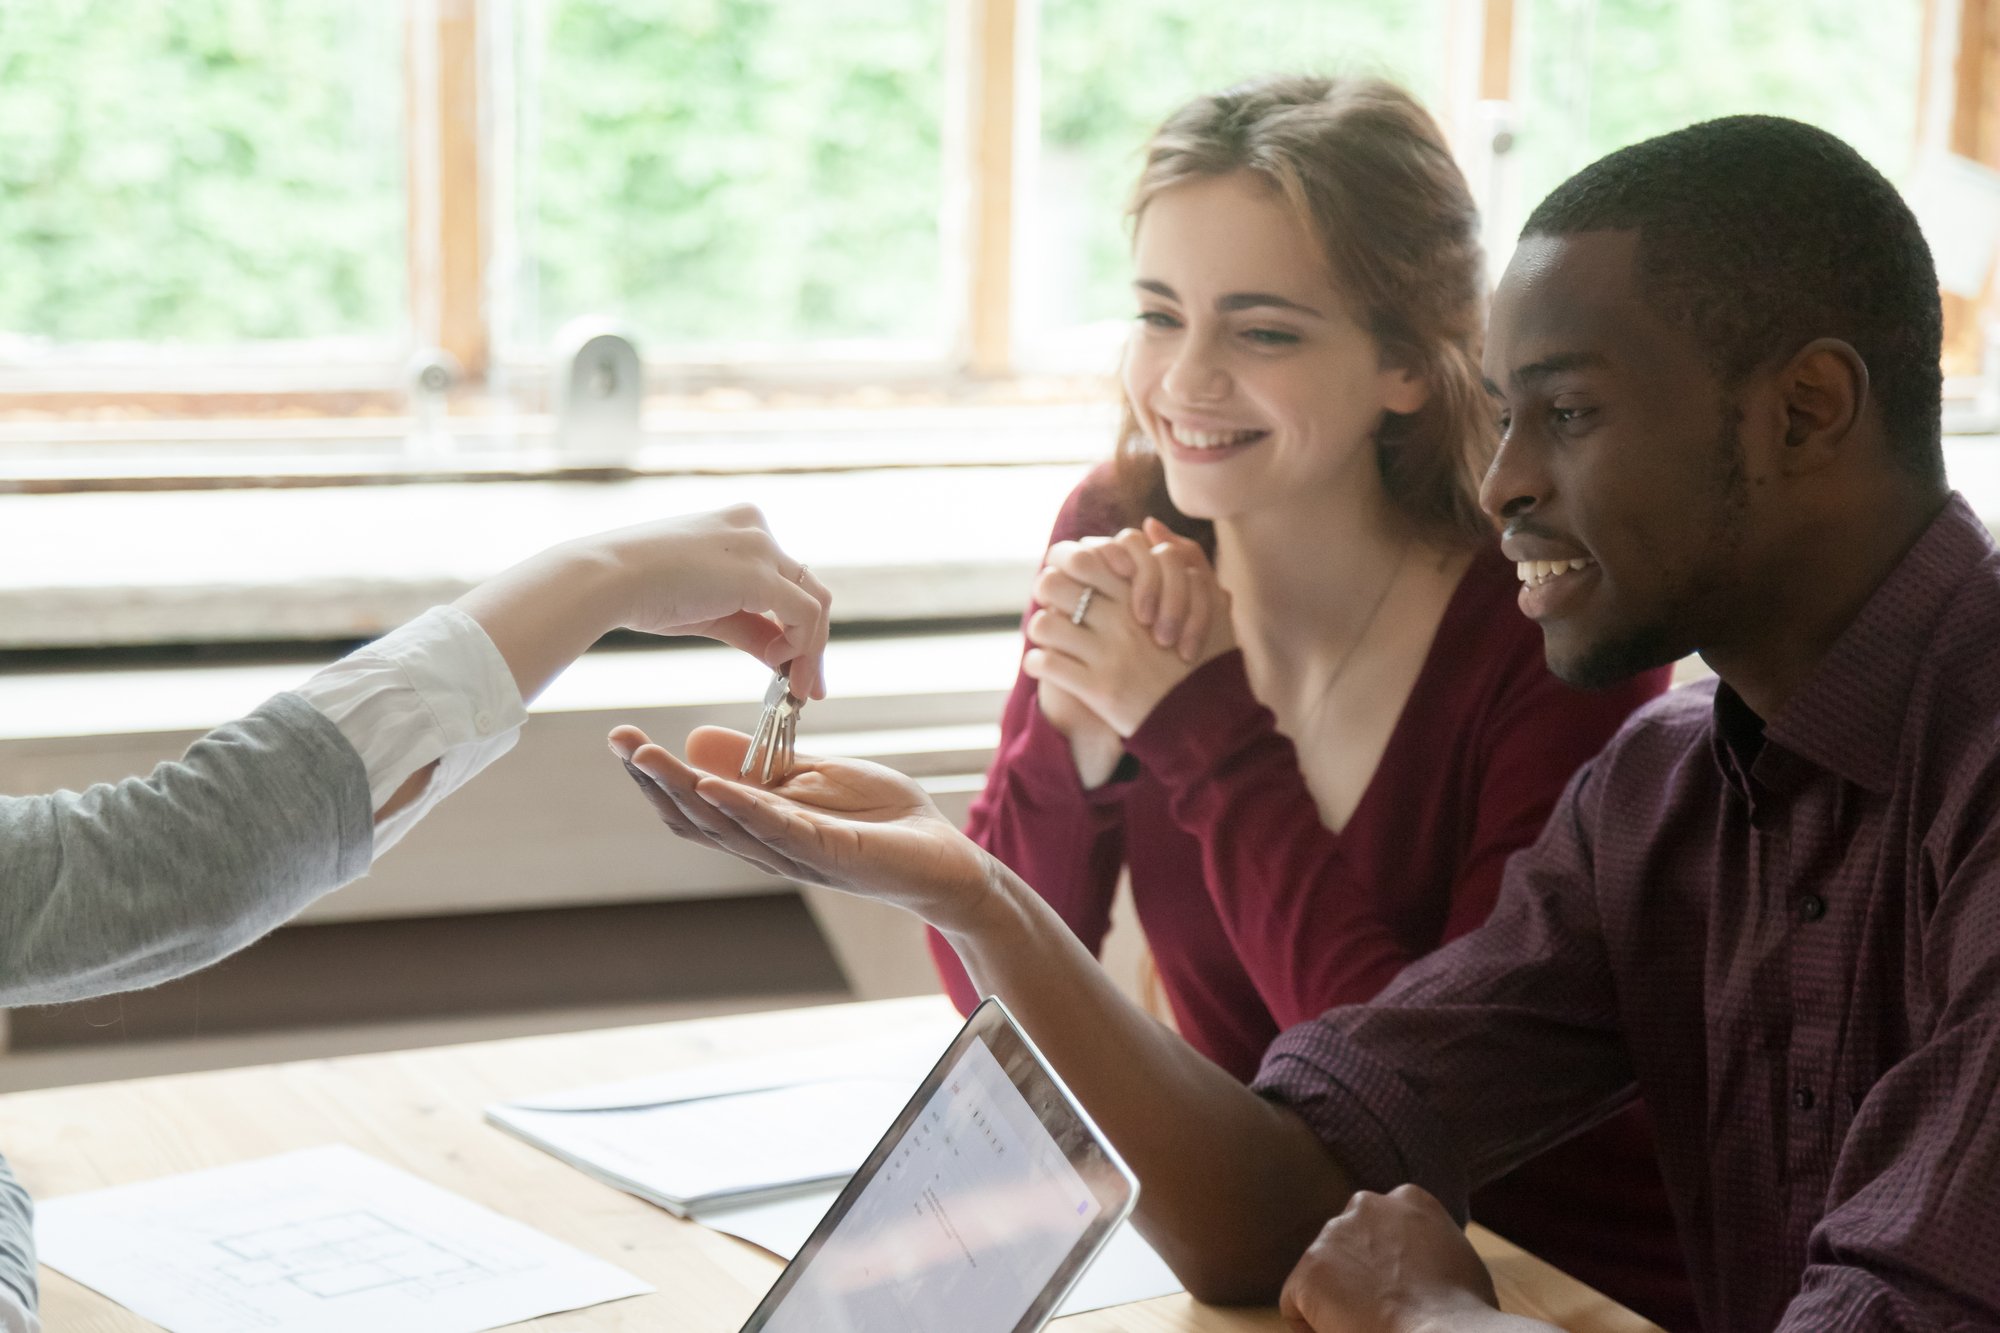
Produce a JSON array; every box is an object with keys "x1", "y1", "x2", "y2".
[
  {"x1": 457, "y1": 503, "x2": 832, "y2": 706},
  {"x1": 609, "y1": 725, "x2": 1006, "y2": 933},
  {"x1": 586, "y1": 505, "x2": 832, "y2": 700},
  {"x1": 1027, "y1": 520, "x2": 1235, "y2": 738},
  {"x1": 1278, "y1": 1186, "x2": 1532, "y2": 1333}
]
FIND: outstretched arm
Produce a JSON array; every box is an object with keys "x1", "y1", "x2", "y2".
[
  {"x1": 0, "y1": 503, "x2": 831, "y2": 1008},
  {"x1": 611, "y1": 726, "x2": 1349, "y2": 1303},
  {"x1": 375, "y1": 504, "x2": 830, "y2": 826},
  {"x1": 457, "y1": 502, "x2": 830, "y2": 707}
]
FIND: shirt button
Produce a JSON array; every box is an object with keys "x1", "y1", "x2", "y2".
[
  {"x1": 1799, "y1": 893, "x2": 1827, "y2": 922},
  {"x1": 475, "y1": 711, "x2": 493, "y2": 733},
  {"x1": 1793, "y1": 1087, "x2": 1817, "y2": 1111}
]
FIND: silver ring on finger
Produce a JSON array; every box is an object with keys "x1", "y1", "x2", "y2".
[{"x1": 1070, "y1": 586, "x2": 1095, "y2": 626}]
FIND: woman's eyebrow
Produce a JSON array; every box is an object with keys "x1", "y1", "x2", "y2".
[
  {"x1": 1215, "y1": 292, "x2": 1325, "y2": 318},
  {"x1": 1131, "y1": 279, "x2": 1324, "y2": 319}
]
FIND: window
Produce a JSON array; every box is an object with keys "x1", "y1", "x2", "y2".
[
  {"x1": 508, "y1": 0, "x2": 950, "y2": 356},
  {"x1": 0, "y1": 0, "x2": 1991, "y2": 458},
  {"x1": 1022, "y1": 0, "x2": 1451, "y2": 365},
  {"x1": 0, "y1": 2, "x2": 405, "y2": 357}
]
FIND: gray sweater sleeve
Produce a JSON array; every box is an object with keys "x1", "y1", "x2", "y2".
[
  {"x1": 0, "y1": 692, "x2": 375, "y2": 1312},
  {"x1": 0, "y1": 691, "x2": 374, "y2": 1008},
  {"x1": 0, "y1": 1154, "x2": 28, "y2": 1316}
]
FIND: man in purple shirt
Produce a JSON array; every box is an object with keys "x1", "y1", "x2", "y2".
[{"x1": 614, "y1": 116, "x2": 1997, "y2": 1330}]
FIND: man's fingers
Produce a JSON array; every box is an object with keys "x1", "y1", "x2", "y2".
[
  {"x1": 691, "y1": 776, "x2": 836, "y2": 886},
  {"x1": 619, "y1": 758, "x2": 708, "y2": 842},
  {"x1": 626, "y1": 740, "x2": 797, "y2": 879},
  {"x1": 609, "y1": 726, "x2": 706, "y2": 839},
  {"x1": 611, "y1": 732, "x2": 769, "y2": 866},
  {"x1": 1276, "y1": 1265, "x2": 1317, "y2": 1331},
  {"x1": 685, "y1": 725, "x2": 755, "y2": 778},
  {"x1": 608, "y1": 724, "x2": 654, "y2": 760}
]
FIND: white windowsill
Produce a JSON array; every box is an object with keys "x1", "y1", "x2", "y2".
[
  {"x1": 0, "y1": 462, "x2": 1092, "y2": 649},
  {"x1": 3, "y1": 432, "x2": 1996, "y2": 656}
]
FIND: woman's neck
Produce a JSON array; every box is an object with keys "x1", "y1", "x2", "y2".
[{"x1": 1214, "y1": 481, "x2": 1420, "y2": 683}]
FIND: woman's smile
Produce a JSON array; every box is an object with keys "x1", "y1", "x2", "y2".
[{"x1": 1159, "y1": 414, "x2": 1270, "y2": 463}]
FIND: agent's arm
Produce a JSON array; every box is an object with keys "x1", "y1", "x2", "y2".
[
  {"x1": 0, "y1": 504, "x2": 825, "y2": 1333},
  {"x1": 366, "y1": 505, "x2": 828, "y2": 836},
  {"x1": 0, "y1": 503, "x2": 828, "y2": 1011}
]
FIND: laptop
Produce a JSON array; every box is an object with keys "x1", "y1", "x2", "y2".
[{"x1": 738, "y1": 997, "x2": 1140, "y2": 1333}]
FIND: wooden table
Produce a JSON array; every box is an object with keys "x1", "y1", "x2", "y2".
[{"x1": 0, "y1": 997, "x2": 1662, "y2": 1332}]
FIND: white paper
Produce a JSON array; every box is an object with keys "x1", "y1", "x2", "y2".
[
  {"x1": 35, "y1": 1144, "x2": 652, "y2": 1333},
  {"x1": 505, "y1": 1023, "x2": 960, "y2": 1112},
  {"x1": 489, "y1": 1076, "x2": 916, "y2": 1209},
  {"x1": 694, "y1": 1184, "x2": 1183, "y2": 1319}
]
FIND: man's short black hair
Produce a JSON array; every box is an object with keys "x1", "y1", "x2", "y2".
[{"x1": 1523, "y1": 115, "x2": 1944, "y2": 482}]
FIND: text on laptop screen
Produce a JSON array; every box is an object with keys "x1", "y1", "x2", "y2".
[{"x1": 761, "y1": 1037, "x2": 1102, "y2": 1333}]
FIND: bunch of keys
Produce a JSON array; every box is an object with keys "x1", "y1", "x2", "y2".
[{"x1": 740, "y1": 667, "x2": 804, "y2": 786}]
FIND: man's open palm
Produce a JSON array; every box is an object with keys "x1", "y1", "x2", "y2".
[{"x1": 612, "y1": 725, "x2": 998, "y2": 928}]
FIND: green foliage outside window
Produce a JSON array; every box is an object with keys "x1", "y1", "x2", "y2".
[
  {"x1": 519, "y1": 0, "x2": 946, "y2": 348},
  {"x1": 0, "y1": 0, "x2": 1929, "y2": 352},
  {"x1": 1035, "y1": 0, "x2": 1449, "y2": 330},
  {"x1": 1510, "y1": 0, "x2": 1925, "y2": 240},
  {"x1": 0, "y1": 0, "x2": 404, "y2": 344}
]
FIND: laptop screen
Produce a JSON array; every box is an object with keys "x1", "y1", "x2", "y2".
[{"x1": 741, "y1": 1000, "x2": 1136, "y2": 1333}]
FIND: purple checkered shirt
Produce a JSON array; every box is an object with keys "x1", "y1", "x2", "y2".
[{"x1": 1252, "y1": 493, "x2": 2000, "y2": 1331}]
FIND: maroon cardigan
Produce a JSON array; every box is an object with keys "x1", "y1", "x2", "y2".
[{"x1": 931, "y1": 473, "x2": 1697, "y2": 1330}]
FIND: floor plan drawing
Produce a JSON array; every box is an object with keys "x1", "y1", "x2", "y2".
[
  {"x1": 35, "y1": 1144, "x2": 651, "y2": 1333},
  {"x1": 209, "y1": 1207, "x2": 508, "y2": 1302}
]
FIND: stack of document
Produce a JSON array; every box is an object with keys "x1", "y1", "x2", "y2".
[
  {"x1": 484, "y1": 1020, "x2": 1184, "y2": 1317},
  {"x1": 484, "y1": 1026, "x2": 955, "y2": 1215}
]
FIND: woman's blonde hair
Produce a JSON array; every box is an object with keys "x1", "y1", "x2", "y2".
[{"x1": 1114, "y1": 74, "x2": 1494, "y2": 553}]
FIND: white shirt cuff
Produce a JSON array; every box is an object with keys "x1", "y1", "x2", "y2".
[
  {"x1": 294, "y1": 604, "x2": 529, "y2": 860},
  {"x1": 0, "y1": 1287, "x2": 37, "y2": 1333}
]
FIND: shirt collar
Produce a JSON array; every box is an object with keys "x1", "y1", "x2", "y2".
[
  {"x1": 1757, "y1": 492, "x2": 1993, "y2": 795},
  {"x1": 1707, "y1": 681, "x2": 1765, "y2": 798}
]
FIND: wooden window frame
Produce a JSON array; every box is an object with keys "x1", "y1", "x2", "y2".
[{"x1": 1921, "y1": 0, "x2": 2000, "y2": 381}]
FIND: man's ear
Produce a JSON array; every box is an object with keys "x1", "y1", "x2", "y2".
[{"x1": 1773, "y1": 338, "x2": 1867, "y2": 476}]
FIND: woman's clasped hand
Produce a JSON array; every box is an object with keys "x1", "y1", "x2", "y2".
[{"x1": 1023, "y1": 517, "x2": 1236, "y2": 758}]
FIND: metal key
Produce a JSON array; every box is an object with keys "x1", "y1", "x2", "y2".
[{"x1": 740, "y1": 668, "x2": 803, "y2": 785}]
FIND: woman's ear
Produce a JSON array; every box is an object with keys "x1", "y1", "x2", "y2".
[{"x1": 1380, "y1": 364, "x2": 1429, "y2": 416}]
